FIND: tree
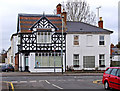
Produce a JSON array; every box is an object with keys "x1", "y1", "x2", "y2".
[
  {"x1": 1, "y1": 48, "x2": 6, "y2": 54},
  {"x1": 1, "y1": 49, "x2": 7, "y2": 63},
  {"x1": 64, "y1": 0, "x2": 96, "y2": 25}
]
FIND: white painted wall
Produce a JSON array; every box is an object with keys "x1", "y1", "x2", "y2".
[
  {"x1": 66, "y1": 34, "x2": 111, "y2": 70},
  {"x1": 11, "y1": 35, "x2": 18, "y2": 66}
]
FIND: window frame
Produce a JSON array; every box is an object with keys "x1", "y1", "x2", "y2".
[
  {"x1": 35, "y1": 53, "x2": 61, "y2": 68},
  {"x1": 73, "y1": 35, "x2": 79, "y2": 46},
  {"x1": 73, "y1": 54, "x2": 79, "y2": 67},
  {"x1": 83, "y1": 56, "x2": 95, "y2": 68},
  {"x1": 99, "y1": 54, "x2": 105, "y2": 67},
  {"x1": 37, "y1": 32, "x2": 51, "y2": 43},
  {"x1": 99, "y1": 35, "x2": 105, "y2": 45}
]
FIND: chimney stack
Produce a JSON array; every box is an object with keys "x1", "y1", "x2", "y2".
[
  {"x1": 56, "y1": 4, "x2": 61, "y2": 14},
  {"x1": 98, "y1": 17, "x2": 103, "y2": 28}
]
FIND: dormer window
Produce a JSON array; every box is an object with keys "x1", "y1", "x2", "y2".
[{"x1": 37, "y1": 32, "x2": 51, "y2": 43}]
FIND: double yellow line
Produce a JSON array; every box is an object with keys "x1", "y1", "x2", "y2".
[{"x1": 3, "y1": 81, "x2": 14, "y2": 91}]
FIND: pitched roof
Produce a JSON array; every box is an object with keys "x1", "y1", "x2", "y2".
[
  {"x1": 66, "y1": 21, "x2": 113, "y2": 34},
  {"x1": 17, "y1": 14, "x2": 62, "y2": 33}
]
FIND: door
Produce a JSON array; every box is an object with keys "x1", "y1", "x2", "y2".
[
  {"x1": 15, "y1": 54, "x2": 19, "y2": 71},
  {"x1": 109, "y1": 68, "x2": 118, "y2": 89},
  {"x1": 24, "y1": 56, "x2": 29, "y2": 72}
]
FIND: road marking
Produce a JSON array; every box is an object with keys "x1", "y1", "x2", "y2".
[
  {"x1": 93, "y1": 80, "x2": 103, "y2": 85},
  {"x1": 3, "y1": 81, "x2": 14, "y2": 91},
  {"x1": 11, "y1": 81, "x2": 18, "y2": 83},
  {"x1": 58, "y1": 80, "x2": 66, "y2": 82},
  {"x1": 52, "y1": 84, "x2": 63, "y2": 89},
  {"x1": 39, "y1": 80, "x2": 44, "y2": 82},
  {"x1": 29, "y1": 80, "x2": 37, "y2": 83},
  {"x1": 45, "y1": 80, "x2": 51, "y2": 84},
  {"x1": 19, "y1": 81, "x2": 27, "y2": 83}
]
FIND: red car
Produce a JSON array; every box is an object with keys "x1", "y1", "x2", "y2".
[{"x1": 102, "y1": 67, "x2": 120, "y2": 90}]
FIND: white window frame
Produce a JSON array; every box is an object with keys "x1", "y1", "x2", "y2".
[
  {"x1": 99, "y1": 35, "x2": 105, "y2": 45},
  {"x1": 37, "y1": 32, "x2": 51, "y2": 43},
  {"x1": 73, "y1": 35, "x2": 79, "y2": 46},
  {"x1": 73, "y1": 54, "x2": 79, "y2": 67},
  {"x1": 99, "y1": 54, "x2": 105, "y2": 67}
]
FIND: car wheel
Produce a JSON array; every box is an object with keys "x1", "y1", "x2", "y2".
[
  {"x1": 6, "y1": 70, "x2": 8, "y2": 72},
  {"x1": 104, "y1": 81, "x2": 110, "y2": 90}
]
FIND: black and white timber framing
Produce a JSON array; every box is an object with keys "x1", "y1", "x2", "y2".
[{"x1": 18, "y1": 16, "x2": 66, "y2": 54}]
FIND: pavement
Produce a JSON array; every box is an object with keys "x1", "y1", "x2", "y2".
[{"x1": 1, "y1": 72, "x2": 103, "y2": 77}]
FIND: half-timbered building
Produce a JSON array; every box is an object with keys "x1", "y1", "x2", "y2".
[{"x1": 17, "y1": 13, "x2": 66, "y2": 72}]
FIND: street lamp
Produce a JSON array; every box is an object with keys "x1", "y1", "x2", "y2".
[{"x1": 61, "y1": 15, "x2": 64, "y2": 74}]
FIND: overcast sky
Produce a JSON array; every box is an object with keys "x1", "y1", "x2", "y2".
[{"x1": 0, "y1": 0, "x2": 119, "y2": 52}]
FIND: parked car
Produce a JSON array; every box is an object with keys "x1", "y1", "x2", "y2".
[
  {"x1": 102, "y1": 67, "x2": 120, "y2": 90},
  {"x1": 0, "y1": 63, "x2": 6, "y2": 72},
  {"x1": 2, "y1": 64, "x2": 14, "y2": 72}
]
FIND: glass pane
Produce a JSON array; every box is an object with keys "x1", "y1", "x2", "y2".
[
  {"x1": 111, "y1": 69, "x2": 118, "y2": 76},
  {"x1": 105, "y1": 68, "x2": 112, "y2": 74},
  {"x1": 44, "y1": 32, "x2": 47, "y2": 42},
  {"x1": 50, "y1": 56, "x2": 54, "y2": 67},
  {"x1": 100, "y1": 36, "x2": 104, "y2": 40},
  {"x1": 100, "y1": 55, "x2": 104, "y2": 59},
  {"x1": 25, "y1": 57, "x2": 28, "y2": 66},
  {"x1": 83, "y1": 56, "x2": 95, "y2": 68},
  {"x1": 55, "y1": 56, "x2": 61, "y2": 67},
  {"x1": 74, "y1": 41, "x2": 79, "y2": 45},
  {"x1": 42, "y1": 56, "x2": 48, "y2": 67},
  {"x1": 35, "y1": 56, "x2": 41, "y2": 67},
  {"x1": 101, "y1": 60, "x2": 105, "y2": 65},
  {"x1": 99, "y1": 41, "x2": 104, "y2": 45},
  {"x1": 74, "y1": 54, "x2": 79, "y2": 60},
  {"x1": 74, "y1": 35, "x2": 79, "y2": 41},
  {"x1": 41, "y1": 32, "x2": 43, "y2": 43}
]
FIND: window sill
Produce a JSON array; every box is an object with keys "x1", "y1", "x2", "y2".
[
  {"x1": 34, "y1": 67, "x2": 61, "y2": 69},
  {"x1": 98, "y1": 45, "x2": 106, "y2": 47},
  {"x1": 73, "y1": 45, "x2": 80, "y2": 47},
  {"x1": 37, "y1": 43, "x2": 51, "y2": 44}
]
